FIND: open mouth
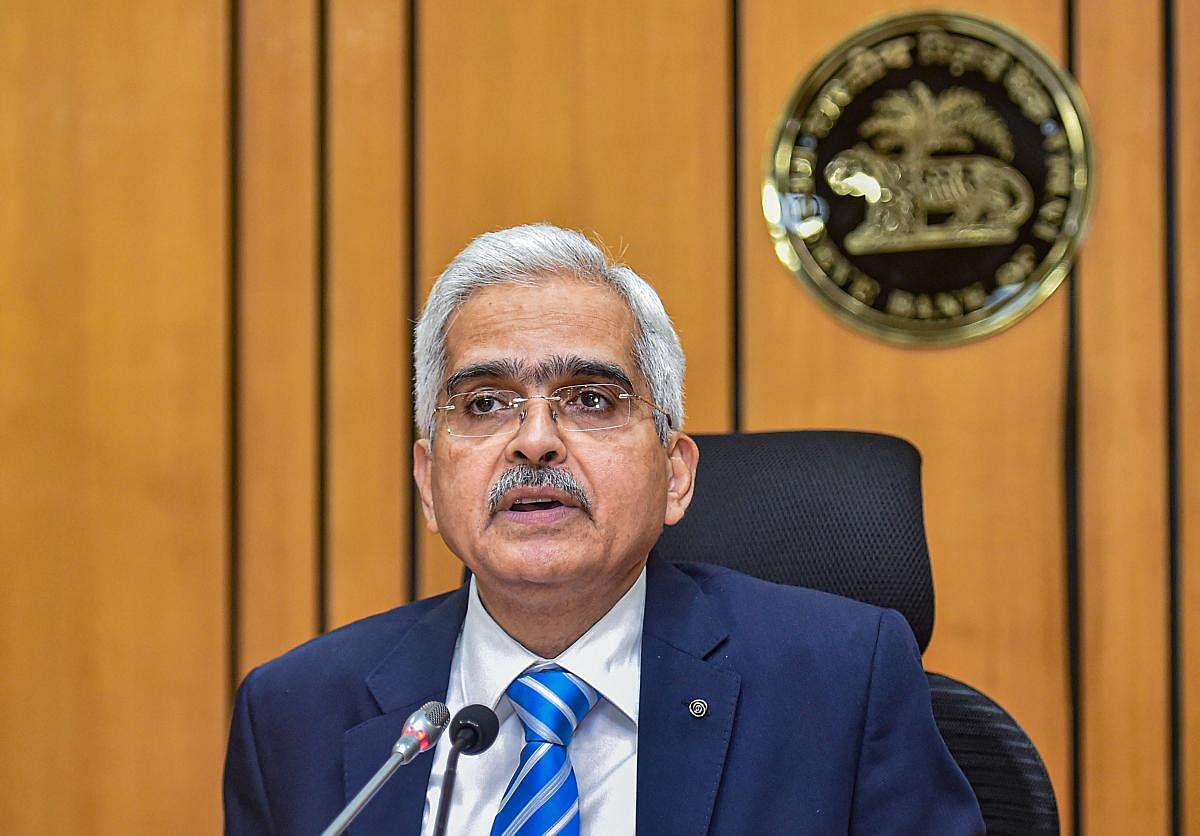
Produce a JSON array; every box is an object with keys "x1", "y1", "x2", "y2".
[{"x1": 509, "y1": 498, "x2": 565, "y2": 512}]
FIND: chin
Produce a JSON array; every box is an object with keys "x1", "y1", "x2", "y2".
[{"x1": 474, "y1": 547, "x2": 599, "y2": 588}]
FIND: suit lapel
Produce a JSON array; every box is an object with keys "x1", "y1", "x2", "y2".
[
  {"x1": 341, "y1": 586, "x2": 469, "y2": 835},
  {"x1": 636, "y1": 558, "x2": 741, "y2": 835}
]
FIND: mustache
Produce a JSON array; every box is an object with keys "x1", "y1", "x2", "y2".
[{"x1": 487, "y1": 465, "x2": 593, "y2": 517}]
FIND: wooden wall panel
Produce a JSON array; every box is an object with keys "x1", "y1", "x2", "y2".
[
  {"x1": 741, "y1": 0, "x2": 1073, "y2": 823},
  {"x1": 1076, "y1": 0, "x2": 1171, "y2": 830},
  {"x1": 0, "y1": 3, "x2": 228, "y2": 831},
  {"x1": 2, "y1": 1, "x2": 1188, "y2": 828},
  {"x1": 1176, "y1": 0, "x2": 1199, "y2": 829},
  {"x1": 237, "y1": 0, "x2": 319, "y2": 676},
  {"x1": 327, "y1": 0, "x2": 412, "y2": 626},
  {"x1": 415, "y1": 0, "x2": 734, "y2": 596}
]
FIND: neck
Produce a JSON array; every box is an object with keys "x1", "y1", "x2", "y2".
[{"x1": 475, "y1": 565, "x2": 643, "y2": 658}]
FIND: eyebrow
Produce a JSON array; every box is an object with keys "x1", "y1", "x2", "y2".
[{"x1": 445, "y1": 354, "x2": 635, "y2": 394}]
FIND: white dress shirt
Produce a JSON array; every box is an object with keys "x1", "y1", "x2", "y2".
[{"x1": 420, "y1": 569, "x2": 645, "y2": 835}]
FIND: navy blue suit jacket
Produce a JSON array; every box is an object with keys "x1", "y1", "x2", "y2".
[{"x1": 224, "y1": 559, "x2": 983, "y2": 834}]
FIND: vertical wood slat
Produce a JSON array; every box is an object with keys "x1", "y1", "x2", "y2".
[
  {"x1": 1175, "y1": 0, "x2": 1199, "y2": 829},
  {"x1": 326, "y1": 0, "x2": 412, "y2": 627},
  {"x1": 1076, "y1": 0, "x2": 1171, "y2": 830},
  {"x1": 415, "y1": 0, "x2": 735, "y2": 597},
  {"x1": 740, "y1": 0, "x2": 1073, "y2": 826},
  {"x1": 237, "y1": 0, "x2": 320, "y2": 676},
  {"x1": 0, "y1": 3, "x2": 228, "y2": 831}
]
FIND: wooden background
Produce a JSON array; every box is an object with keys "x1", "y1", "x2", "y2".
[{"x1": 1, "y1": 1, "x2": 1193, "y2": 832}]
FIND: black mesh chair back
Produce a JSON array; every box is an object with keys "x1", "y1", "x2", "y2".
[
  {"x1": 653, "y1": 430, "x2": 1059, "y2": 832},
  {"x1": 928, "y1": 674, "x2": 1060, "y2": 834},
  {"x1": 652, "y1": 430, "x2": 935, "y2": 651}
]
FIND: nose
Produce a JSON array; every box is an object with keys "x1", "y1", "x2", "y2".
[{"x1": 503, "y1": 397, "x2": 567, "y2": 466}]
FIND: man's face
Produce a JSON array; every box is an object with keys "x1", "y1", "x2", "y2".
[{"x1": 413, "y1": 274, "x2": 697, "y2": 604}]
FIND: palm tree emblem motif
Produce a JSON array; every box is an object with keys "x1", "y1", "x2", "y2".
[{"x1": 825, "y1": 81, "x2": 1033, "y2": 255}]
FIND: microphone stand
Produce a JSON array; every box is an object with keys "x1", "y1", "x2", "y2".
[
  {"x1": 320, "y1": 748, "x2": 410, "y2": 836},
  {"x1": 319, "y1": 701, "x2": 449, "y2": 836},
  {"x1": 431, "y1": 739, "x2": 468, "y2": 836},
  {"x1": 431, "y1": 704, "x2": 499, "y2": 836}
]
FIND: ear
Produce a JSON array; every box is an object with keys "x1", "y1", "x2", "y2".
[
  {"x1": 663, "y1": 433, "x2": 699, "y2": 526},
  {"x1": 412, "y1": 437, "x2": 440, "y2": 533}
]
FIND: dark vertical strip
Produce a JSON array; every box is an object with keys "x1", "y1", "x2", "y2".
[
  {"x1": 227, "y1": 0, "x2": 242, "y2": 697},
  {"x1": 1163, "y1": 0, "x2": 1181, "y2": 831},
  {"x1": 1063, "y1": 0, "x2": 1083, "y2": 832},
  {"x1": 316, "y1": 0, "x2": 330, "y2": 633},
  {"x1": 729, "y1": 0, "x2": 743, "y2": 433},
  {"x1": 406, "y1": 0, "x2": 420, "y2": 602},
  {"x1": 1064, "y1": 236, "x2": 1082, "y2": 835}
]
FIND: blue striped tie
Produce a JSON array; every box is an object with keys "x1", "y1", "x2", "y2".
[{"x1": 490, "y1": 665, "x2": 600, "y2": 836}]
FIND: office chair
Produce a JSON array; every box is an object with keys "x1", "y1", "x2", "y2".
[{"x1": 652, "y1": 430, "x2": 1058, "y2": 835}]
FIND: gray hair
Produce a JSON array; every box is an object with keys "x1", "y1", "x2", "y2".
[{"x1": 414, "y1": 223, "x2": 685, "y2": 444}]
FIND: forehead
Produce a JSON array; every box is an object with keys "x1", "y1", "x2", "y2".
[{"x1": 442, "y1": 275, "x2": 639, "y2": 385}]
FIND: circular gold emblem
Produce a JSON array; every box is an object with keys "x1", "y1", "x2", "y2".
[{"x1": 763, "y1": 12, "x2": 1094, "y2": 345}]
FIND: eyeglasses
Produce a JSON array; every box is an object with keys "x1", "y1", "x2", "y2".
[{"x1": 433, "y1": 383, "x2": 673, "y2": 438}]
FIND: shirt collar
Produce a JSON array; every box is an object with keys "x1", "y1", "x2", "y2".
[{"x1": 458, "y1": 567, "x2": 646, "y2": 725}]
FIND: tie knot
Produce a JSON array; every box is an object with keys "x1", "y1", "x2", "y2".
[{"x1": 506, "y1": 665, "x2": 599, "y2": 746}]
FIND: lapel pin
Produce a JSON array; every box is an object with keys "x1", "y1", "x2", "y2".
[{"x1": 687, "y1": 698, "x2": 708, "y2": 718}]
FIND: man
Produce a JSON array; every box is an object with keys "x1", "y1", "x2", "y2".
[{"x1": 224, "y1": 224, "x2": 983, "y2": 834}]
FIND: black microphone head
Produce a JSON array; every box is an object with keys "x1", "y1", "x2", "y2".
[{"x1": 449, "y1": 704, "x2": 500, "y2": 755}]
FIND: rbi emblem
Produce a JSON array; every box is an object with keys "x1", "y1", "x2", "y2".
[{"x1": 763, "y1": 12, "x2": 1094, "y2": 344}]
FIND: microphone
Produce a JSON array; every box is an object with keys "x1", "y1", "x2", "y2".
[
  {"x1": 393, "y1": 700, "x2": 453, "y2": 764},
  {"x1": 448, "y1": 703, "x2": 501, "y2": 755},
  {"x1": 320, "y1": 700, "x2": 450, "y2": 836},
  {"x1": 431, "y1": 704, "x2": 501, "y2": 836}
]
